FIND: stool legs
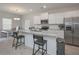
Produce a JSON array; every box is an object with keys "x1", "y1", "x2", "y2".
[
  {"x1": 15, "y1": 38, "x2": 19, "y2": 49},
  {"x1": 23, "y1": 37, "x2": 25, "y2": 45},
  {"x1": 32, "y1": 44, "x2": 47, "y2": 55},
  {"x1": 12, "y1": 37, "x2": 25, "y2": 49},
  {"x1": 12, "y1": 38, "x2": 15, "y2": 47},
  {"x1": 42, "y1": 45, "x2": 44, "y2": 55},
  {"x1": 33, "y1": 43, "x2": 35, "y2": 55},
  {"x1": 46, "y1": 42, "x2": 47, "y2": 54}
]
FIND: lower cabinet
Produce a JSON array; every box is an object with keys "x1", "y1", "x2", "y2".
[
  {"x1": 44, "y1": 36, "x2": 56, "y2": 55},
  {"x1": 25, "y1": 34, "x2": 33, "y2": 48}
]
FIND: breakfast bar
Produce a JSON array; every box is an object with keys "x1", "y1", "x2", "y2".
[{"x1": 20, "y1": 30, "x2": 64, "y2": 55}]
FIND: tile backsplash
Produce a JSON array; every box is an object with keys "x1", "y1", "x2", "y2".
[
  {"x1": 33, "y1": 24, "x2": 60, "y2": 30},
  {"x1": 49, "y1": 25, "x2": 60, "y2": 30}
]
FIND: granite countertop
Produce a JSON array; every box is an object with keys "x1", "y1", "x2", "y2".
[{"x1": 19, "y1": 30, "x2": 64, "y2": 39}]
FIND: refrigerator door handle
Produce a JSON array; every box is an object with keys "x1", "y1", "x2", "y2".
[
  {"x1": 72, "y1": 24, "x2": 74, "y2": 33},
  {"x1": 72, "y1": 28, "x2": 74, "y2": 33}
]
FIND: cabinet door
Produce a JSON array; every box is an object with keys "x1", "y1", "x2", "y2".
[
  {"x1": 49, "y1": 14, "x2": 64, "y2": 24},
  {"x1": 25, "y1": 34, "x2": 33, "y2": 48},
  {"x1": 55, "y1": 16, "x2": 64, "y2": 24},
  {"x1": 33, "y1": 15, "x2": 41, "y2": 24},
  {"x1": 48, "y1": 14, "x2": 56, "y2": 24},
  {"x1": 44, "y1": 36, "x2": 56, "y2": 55}
]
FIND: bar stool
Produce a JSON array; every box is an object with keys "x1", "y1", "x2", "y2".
[
  {"x1": 12, "y1": 32, "x2": 18, "y2": 47},
  {"x1": 32, "y1": 34, "x2": 47, "y2": 55},
  {"x1": 12, "y1": 32, "x2": 25, "y2": 49}
]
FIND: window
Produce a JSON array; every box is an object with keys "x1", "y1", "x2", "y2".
[{"x1": 2, "y1": 18, "x2": 12, "y2": 30}]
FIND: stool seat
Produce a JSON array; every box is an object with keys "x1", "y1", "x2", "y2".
[
  {"x1": 17, "y1": 35, "x2": 25, "y2": 39},
  {"x1": 34, "y1": 40, "x2": 47, "y2": 46},
  {"x1": 18, "y1": 35, "x2": 25, "y2": 37},
  {"x1": 11, "y1": 32, "x2": 18, "y2": 38}
]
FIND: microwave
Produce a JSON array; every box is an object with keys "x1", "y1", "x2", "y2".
[{"x1": 41, "y1": 20, "x2": 48, "y2": 24}]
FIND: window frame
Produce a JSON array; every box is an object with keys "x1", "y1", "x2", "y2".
[{"x1": 2, "y1": 18, "x2": 12, "y2": 30}]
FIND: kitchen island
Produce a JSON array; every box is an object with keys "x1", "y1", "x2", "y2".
[{"x1": 20, "y1": 30, "x2": 64, "y2": 55}]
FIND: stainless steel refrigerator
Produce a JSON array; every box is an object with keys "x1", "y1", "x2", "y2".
[{"x1": 64, "y1": 17, "x2": 79, "y2": 46}]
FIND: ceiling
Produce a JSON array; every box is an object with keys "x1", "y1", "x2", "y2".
[{"x1": 0, "y1": 3, "x2": 79, "y2": 15}]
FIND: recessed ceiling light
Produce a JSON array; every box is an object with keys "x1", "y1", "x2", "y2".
[
  {"x1": 43, "y1": 5, "x2": 47, "y2": 8},
  {"x1": 30, "y1": 9, "x2": 32, "y2": 11}
]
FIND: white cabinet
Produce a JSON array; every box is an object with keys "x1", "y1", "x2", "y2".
[
  {"x1": 49, "y1": 13, "x2": 64, "y2": 24},
  {"x1": 25, "y1": 33, "x2": 38, "y2": 50},
  {"x1": 25, "y1": 34, "x2": 33, "y2": 48},
  {"x1": 33, "y1": 15, "x2": 41, "y2": 24},
  {"x1": 41, "y1": 12, "x2": 48, "y2": 20},
  {"x1": 48, "y1": 14, "x2": 56, "y2": 24},
  {"x1": 44, "y1": 36, "x2": 56, "y2": 55},
  {"x1": 55, "y1": 15, "x2": 63, "y2": 24}
]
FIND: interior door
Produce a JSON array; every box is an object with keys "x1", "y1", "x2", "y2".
[{"x1": 73, "y1": 17, "x2": 79, "y2": 45}]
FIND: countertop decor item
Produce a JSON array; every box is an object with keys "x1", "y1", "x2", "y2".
[{"x1": 58, "y1": 24, "x2": 64, "y2": 30}]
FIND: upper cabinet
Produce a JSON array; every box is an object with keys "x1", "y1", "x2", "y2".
[
  {"x1": 33, "y1": 15, "x2": 41, "y2": 24},
  {"x1": 48, "y1": 14, "x2": 56, "y2": 24},
  {"x1": 40, "y1": 12, "x2": 48, "y2": 20},
  {"x1": 33, "y1": 12, "x2": 64, "y2": 25},
  {"x1": 48, "y1": 13, "x2": 64, "y2": 24}
]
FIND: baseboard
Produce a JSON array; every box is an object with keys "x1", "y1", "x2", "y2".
[{"x1": 65, "y1": 43, "x2": 79, "y2": 47}]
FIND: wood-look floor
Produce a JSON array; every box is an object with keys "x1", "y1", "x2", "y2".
[
  {"x1": 65, "y1": 44, "x2": 79, "y2": 55},
  {"x1": 0, "y1": 37, "x2": 79, "y2": 55}
]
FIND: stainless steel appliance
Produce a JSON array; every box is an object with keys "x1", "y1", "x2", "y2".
[
  {"x1": 41, "y1": 19, "x2": 48, "y2": 24},
  {"x1": 58, "y1": 24, "x2": 64, "y2": 30},
  {"x1": 41, "y1": 26, "x2": 49, "y2": 30},
  {"x1": 64, "y1": 17, "x2": 79, "y2": 46}
]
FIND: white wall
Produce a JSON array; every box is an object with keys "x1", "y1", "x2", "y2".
[
  {"x1": 0, "y1": 11, "x2": 22, "y2": 31},
  {"x1": 0, "y1": 11, "x2": 22, "y2": 34},
  {"x1": 21, "y1": 14, "x2": 33, "y2": 29}
]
